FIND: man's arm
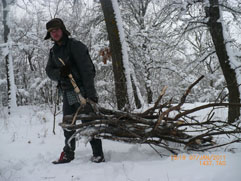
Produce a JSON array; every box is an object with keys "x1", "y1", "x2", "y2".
[
  {"x1": 70, "y1": 40, "x2": 97, "y2": 100},
  {"x1": 45, "y1": 51, "x2": 62, "y2": 81}
]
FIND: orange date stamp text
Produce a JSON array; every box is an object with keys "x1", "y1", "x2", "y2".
[{"x1": 171, "y1": 154, "x2": 226, "y2": 166}]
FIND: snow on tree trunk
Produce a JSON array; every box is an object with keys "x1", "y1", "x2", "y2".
[
  {"x1": 111, "y1": 0, "x2": 135, "y2": 109},
  {"x1": 206, "y1": 0, "x2": 240, "y2": 123},
  {"x1": 7, "y1": 36, "x2": 17, "y2": 110},
  {"x1": 219, "y1": 5, "x2": 241, "y2": 121},
  {"x1": 100, "y1": 0, "x2": 142, "y2": 110},
  {"x1": 2, "y1": 0, "x2": 17, "y2": 114}
]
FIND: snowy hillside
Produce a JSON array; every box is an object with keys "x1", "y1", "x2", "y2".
[{"x1": 1, "y1": 105, "x2": 241, "y2": 181}]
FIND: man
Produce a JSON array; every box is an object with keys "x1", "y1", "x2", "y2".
[{"x1": 45, "y1": 18, "x2": 105, "y2": 164}]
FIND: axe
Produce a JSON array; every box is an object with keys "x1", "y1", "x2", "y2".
[{"x1": 58, "y1": 57, "x2": 87, "y2": 125}]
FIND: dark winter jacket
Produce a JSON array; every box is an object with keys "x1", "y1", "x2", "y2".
[{"x1": 45, "y1": 36, "x2": 97, "y2": 102}]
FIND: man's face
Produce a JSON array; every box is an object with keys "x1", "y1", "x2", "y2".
[{"x1": 50, "y1": 28, "x2": 63, "y2": 42}]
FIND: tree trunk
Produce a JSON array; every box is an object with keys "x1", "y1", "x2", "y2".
[
  {"x1": 100, "y1": 0, "x2": 130, "y2": 110},
  {"x1": 130, "y1": 75, "x2": 141, "y2": 108},
  {"x1": 2, "y1": 0, "x2": 17, "y2": 114},
  {"x1": 2, "y1": 0, "x2": 11, "y2": 114},
  {"x1": 4, "y1": 55, "x2": 11, "y2": 114},
  {"x1": 144, "y1": 68, "x2": 153, "y2": 104},
  {"x1": 145, "y1": 83, "x2": 153, "y2": 104},
  {"x1": 206, "y1": 0, "x2": 240, "y2": 122}
]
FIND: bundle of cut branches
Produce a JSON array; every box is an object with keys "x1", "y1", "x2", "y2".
[{"x1": 59, "y1": 76, "x2": 241, "y2": 154}]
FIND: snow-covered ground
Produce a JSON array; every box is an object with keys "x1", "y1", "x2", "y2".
[{"x1": 0, "y1": 104, "x2": 241, "y2": 181}]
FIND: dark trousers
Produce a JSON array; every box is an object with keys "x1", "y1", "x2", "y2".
[{"x1": 62, "y1": 93, "x2": 103, "y2": 158}]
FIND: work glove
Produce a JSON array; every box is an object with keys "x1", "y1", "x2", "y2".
[{"x1": 60, "y1": 64, "x2": 71, "y2": 78}]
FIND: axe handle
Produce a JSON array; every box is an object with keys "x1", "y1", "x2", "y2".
[{"x1": 58, "y1": 58, "x2": 86, "y2": 105}]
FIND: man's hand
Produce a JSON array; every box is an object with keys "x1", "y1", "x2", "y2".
[{"x1": 60, "y1": 64, "x2": 71, "y2": 78}]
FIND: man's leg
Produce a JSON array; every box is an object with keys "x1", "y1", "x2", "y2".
[
  {"x1": 53, "y1": 94, "x2": 78, "y2": 164},
  {"x1": 90, "y1": 139, "x2": 104, "y2": 156},
  {"x1": 62, "y1": 95, "x2": 81, "y2": 159},
  {"x1": 63, "y1": 129, "x2": 75, "y2": 160},
  {"x1": 82, "y1": 119, "x2": 105, "y2": 163}
]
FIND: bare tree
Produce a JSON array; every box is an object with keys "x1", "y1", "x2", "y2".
[
  {"x1": 1, "y1": 0, "x2": 17, "y2": 114},
  {"x1": 100, "y1": 0, "x2": 141, "y2": 110},
  {"x1": 205, "y1": 0, "x2": 240, "y2": 123},
  {"x1": 123, "y1": 0, "x2": 153, "y2": 104}
]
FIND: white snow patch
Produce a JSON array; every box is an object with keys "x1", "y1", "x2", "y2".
[{"x1": 0, "y1": 104, "x2": 240, "y2": 181}]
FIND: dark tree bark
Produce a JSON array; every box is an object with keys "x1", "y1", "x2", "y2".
[
  {"x1": 100, "y1": 0, "x2": 130, "y2": 110},
  {"x1": 145, "y1": 82, "x2": 153, "y2": 104},
  {"x1": 206, "y1": 0, "x2": 240, "y2": 123},
  {"x1": 2, "y1": 0, "x2": 11, "y2": 114},
  {"x1": 131, "y1": 75, "x2": 141, "y2": 108},
  {"x1": 24, "y1": 49, "x2": 35, "y2": 71}
]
